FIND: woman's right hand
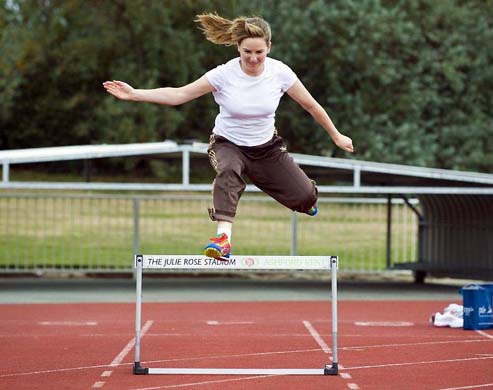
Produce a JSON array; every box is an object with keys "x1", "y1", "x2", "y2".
[{"x1": 102, "y1": 80, "x2": 135, "y2": 100}]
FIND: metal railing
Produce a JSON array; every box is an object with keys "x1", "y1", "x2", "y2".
[{"x1": 0, "y1": 193, "x2": 418, "y2": 273}]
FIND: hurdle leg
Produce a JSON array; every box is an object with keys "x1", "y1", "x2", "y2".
[
  {"x1": 134, "y1": 255, "x2": 148, "y2": 374},
  {"x1": 324, "y1": 256, "x2": 338, "y2": 375}
]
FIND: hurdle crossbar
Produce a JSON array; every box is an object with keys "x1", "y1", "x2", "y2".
[{"x1": 133, "y1": 255, "x2": 339, "y2": 376}]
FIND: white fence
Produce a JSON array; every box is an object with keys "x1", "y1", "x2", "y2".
[
  {"x1": 2, "y1": 142, "x2": 491, "y2": 279},
  {"x1": 0, "y1": 193, "x2": 418, "y2": 274}
]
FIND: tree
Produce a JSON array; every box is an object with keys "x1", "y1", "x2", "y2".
[{"x1": 1, "y1": 0, "x2": 491, "y2": 173}]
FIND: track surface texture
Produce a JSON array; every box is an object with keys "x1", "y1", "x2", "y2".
[{"x1": 1, "y1": 301, "x2": 492, "y2": 390}]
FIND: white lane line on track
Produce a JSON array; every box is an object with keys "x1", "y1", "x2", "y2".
[
  {"x1": 131, "y1": 375, "x2": 276, "y2": 390},
  {"x1": 345, "y1": 355, "x2": 493, "y2": 371},
  {"x1": 303, "y1": 320, "x2": 331, "y2": 354},
  {"x1": 0, "y1": 347, "x2": 323, "y2": 378},
  {"x1": 90, "y1": 320, "x2": 153, "y2": 389},
  {"x1": 341, "y1": 338, "x2": 492, "y2": 351},
  {"x1": 39, "y1": 321, "x2": 98, "y2": 326},
  {"x1": 436, "y1": 384, "x2": 493, "y2": 390},
  {"x1": 206, "y1": 321, "x2": 255, "y2": 325},
  {"x1": 476, "y1": 330, "x2": 493, "y2": 339},
  {"x1": 3, "y1": 337, "x2": 492, "y2": 379},
  {"x1": 142, "y1": 348, "x2": 322, "y2": 364},
  {"x1": 354, "y1": 321, "x2": 414, "y2": 327},
  {"x1": 302, "y1": 320, "x2": 361, "y2": 388},
  {"x1": 145, "y1": 332, "x2": 321, "y2": 337},
  {"x1": 301, "y1": 324, "x2": 363, "y2": 390},
  {"x1": 0, "y1": 363, "x2": 124, "y2": 378},
  {"x1": 110, "y1": 320, "x2": 153, "y2": 367}
]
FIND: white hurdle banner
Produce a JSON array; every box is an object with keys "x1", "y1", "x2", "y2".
[{"x1": 133, "y1": 255, "x2": 339, "y2": 376}]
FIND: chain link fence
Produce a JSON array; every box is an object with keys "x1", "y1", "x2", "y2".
[{"x1": 0, "y1": 192, "x2": 418, "y2": 274}]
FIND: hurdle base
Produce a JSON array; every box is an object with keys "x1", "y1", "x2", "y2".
[
  {"x1": 145, "y1": 368, "x2": 329, "y2": 375},
  {"x1": 324, "y1": 363, "x2": 338, "y2": 375},
  {"x1": 133, "y1": 362, "x2": 149, "y2": 375}
]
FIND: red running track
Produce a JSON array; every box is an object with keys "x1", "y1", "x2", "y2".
[{"x1": 0, "y1": 301, "x2": 492, "y2": 390}]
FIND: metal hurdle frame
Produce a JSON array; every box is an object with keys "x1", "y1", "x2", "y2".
[{"x1": 133, "y1": 255, "x2": 339, "y2": 376}]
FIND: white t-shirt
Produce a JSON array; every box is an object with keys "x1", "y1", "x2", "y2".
[{"x1": 205, "y1": 57, "x2": 298, "y2": 146}]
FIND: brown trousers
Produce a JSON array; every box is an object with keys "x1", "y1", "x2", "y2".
[{"x1": 207, "y1": 134, "x2": 318, "y2": 222}]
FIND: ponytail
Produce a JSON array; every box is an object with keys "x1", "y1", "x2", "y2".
[{"x1": 195, "y1": 13, "x2": 271, "y2": 46}]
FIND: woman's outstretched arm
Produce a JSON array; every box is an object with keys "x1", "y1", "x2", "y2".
[
  {"x1": 102, "y1": 75, "x2": 215, "y2": 106},
  {"x1": 287, "y1": 80, "x2": 354, "y2": 153}
]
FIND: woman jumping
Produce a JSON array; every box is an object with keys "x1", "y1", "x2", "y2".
[{"x1": 103, "y1": 13, "x2": 354, "y2": 260}]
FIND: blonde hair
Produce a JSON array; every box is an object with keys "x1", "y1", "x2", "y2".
[{"x1": 195, "y1": 13, "x2": 271, "y2": 46}]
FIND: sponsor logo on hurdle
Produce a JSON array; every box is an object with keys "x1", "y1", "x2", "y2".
[{"x1": 137, "y1": 255, "x2": 334, "y2": 270}]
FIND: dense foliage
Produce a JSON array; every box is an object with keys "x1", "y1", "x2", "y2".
[{"x1": 1, "y1": 0, "x2": 492, "y2": 172}]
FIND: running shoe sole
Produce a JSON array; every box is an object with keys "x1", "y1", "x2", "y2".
[{"x1": 204, "y1": 245, "x2": 230, "y2": 261}]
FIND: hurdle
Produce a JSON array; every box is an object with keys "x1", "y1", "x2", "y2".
[{"x1": 133, "y1": 255, "x2": 339, "y2": 376}]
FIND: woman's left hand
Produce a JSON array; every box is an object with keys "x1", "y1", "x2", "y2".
[{"x1": 334, "y1": 134, "x2": 354, "y2": 153}]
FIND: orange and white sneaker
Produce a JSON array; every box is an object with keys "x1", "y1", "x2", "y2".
[{"x1": 204, "y1": 233, "x2": 231, "y2": 261}]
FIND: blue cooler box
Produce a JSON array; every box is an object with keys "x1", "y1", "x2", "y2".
[{"x1": 460, "y1": 284, "x2": 493, "y2": 330}]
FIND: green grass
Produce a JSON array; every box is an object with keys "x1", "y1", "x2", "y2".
[{"x1": 0, "y1": 194, "x2": 418, "y2": 272}]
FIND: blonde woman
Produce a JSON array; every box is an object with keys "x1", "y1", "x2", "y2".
[{"x1": 103, "y1": 14, "x2": 354, "y2": 260}]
